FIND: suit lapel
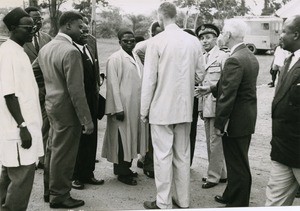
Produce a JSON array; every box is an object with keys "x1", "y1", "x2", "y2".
[
  {"x1": 231, "y1": 43, "x2": 247, "y2": 56},
  {"x1": 25, "y1": 42, "x2": 38, "y2": 56},
  {"x1": 205, "y1": 46, "x2": 218, "y2": 70},
  {"x1": 273, "y1": 59, "x2": 300, "y2": 109}
]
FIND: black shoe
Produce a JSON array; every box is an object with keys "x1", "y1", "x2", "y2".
[
  {"x1": 214, "y1": 195, "x2": 228, "y2": 204},
  {"x1": 36, "y1": 162, "x2": 44, "y2": 170},
  {"x1": 144, "y1": 169, "x2": 154, "y2": 179},
  {"x1": 95, "y1": 159, "x2": 99, "y2": 163},
  {"x1": 268, "y1": 82, "x2": 273, "y2": 86},
  {"x1": 72, "y1": 180, "x2": 85, "y2": 190},
  {"x1": 129, "y1": 170, "x2": 138, "y2": 178},
  {"x1": 44, "y1": 195, "x2": 49, "y2": 203},
  {"x1": 202, "y1": 177, "x2": 227, "y2": 183},
  {"x1": 202, "y1": 182, "x2": 218, "y2": 189},
  {"x1": 143, "y1": 200, "x2": 160, "y2": 209},
  {"x1": 137, "y1": 159, "x2": 144, "y2": 168},
  {"x1": 84, "y1": 177, "x2": 104, "y2": 185},
  {"x1": 50, "y1": 197, "x2": 84, "y2": 209},
  {"x1": 117, "y1": 175, "x2": 137, "y2": 186}
]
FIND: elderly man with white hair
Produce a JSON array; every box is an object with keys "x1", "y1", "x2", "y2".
[{"x1": 197, "y1": 18, "x2": 259, "y2": 207}]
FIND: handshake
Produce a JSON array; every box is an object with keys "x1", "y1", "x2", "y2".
[{"x1": 194, "y1": 85, "x2": 212, "y2": 97}]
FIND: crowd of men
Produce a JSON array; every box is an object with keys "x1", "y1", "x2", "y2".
[{"x1": 0, "y1": 1, "x2": 299, "y2": 210}]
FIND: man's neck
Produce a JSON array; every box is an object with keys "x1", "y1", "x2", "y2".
[
  {"x1": 10, "y1": 36, "x2": 24, "y2": 46},
  {"x1": 162, "y1": 19, "x2": 175, "y2": 29}
]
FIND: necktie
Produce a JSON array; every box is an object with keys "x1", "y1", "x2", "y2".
[
  {"x1": 280, "y1": 53, "x2": 294, "y2": 82},
  {"x1": 206, "y1": 53, "x2": 210, "y2": 63},
  {"x1": 83, "y1": 45, "x2": 91, "y2": 62},
  {"x1": 33, "y1": 34, "x2": 39, "y2": 53}
]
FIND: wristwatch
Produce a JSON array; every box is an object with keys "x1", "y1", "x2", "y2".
[{"x1": 18, "y1": 122, "x2": 27, "y2": 128}]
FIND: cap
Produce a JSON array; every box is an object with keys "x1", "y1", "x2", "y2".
[
  {"x1": 195, "y1": 24, "x2": 220, "y2": 38},
  {"x1": 3, "y1": 7, "x2": 30, "y2": 31}
]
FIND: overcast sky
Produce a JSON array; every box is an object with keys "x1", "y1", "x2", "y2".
[{"x1": 0, "y1": 0, "x2": 265, "y2": 15}]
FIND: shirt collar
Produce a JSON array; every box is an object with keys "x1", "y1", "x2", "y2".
[
  {"x1": 293, "y1": 49, "x2": 300, "y2": 60},
  {"x1": 164, "y1": 23, "x2": 178, "y2": 31},
  {"x1": 207, "y1": 45, "x2": 218, "y2": 55},
  {"x1": 74, "y1": 42, "x2": 84, "y2": 52},
  {"x1": 57, "y1": 32, "x2": 73, "y2": 44},
  {"x1": 230, "y1": 42, "x2": 244, "y2": 55}
]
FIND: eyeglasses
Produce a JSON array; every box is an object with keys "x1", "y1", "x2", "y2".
[
  {"x1": 121, "y1": 39, "x2": 136, "y2": 44},
  {"x1": 82, "y1": 29, "x2": 89, "y2": 34},
  {"x1": 33, "y1": 17, "x2": 43, "y2": 22},
  {"x1": 18, "y1": 25, "x2": 36, "y2": 33}
]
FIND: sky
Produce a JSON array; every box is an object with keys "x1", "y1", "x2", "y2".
[{"x1": 0, "y1": 0, "x2": 267, "y2": 15}]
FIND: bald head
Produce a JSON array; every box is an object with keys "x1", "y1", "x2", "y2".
[{"x1": 280, "y1": 15, "x2": 300, "y2": 52}]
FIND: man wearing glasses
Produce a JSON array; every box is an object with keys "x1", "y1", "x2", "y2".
[
  {"x1": 0, "y1": 7, "x2": 44, "y2": 211},
  {"x1": 23, "y1": 6, "x2": 52, "y2": 170}
]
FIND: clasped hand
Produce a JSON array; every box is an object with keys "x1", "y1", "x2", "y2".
[{"x1": 194, "y1": 85, "x2": 211, "y2": 98}]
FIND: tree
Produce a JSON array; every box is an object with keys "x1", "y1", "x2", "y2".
[
  {"x1": 73, "y1": 0, "x2": 108, "y2": 15},
  {"x1": 29, "y1": 0, "x2": 39, "y2": 7},
  {"x1": 125, "y1": 14, "x2": 153, "y2": 38},
  {"x1": 262, "y1": 0, "x2": 292, "y2": 15}
]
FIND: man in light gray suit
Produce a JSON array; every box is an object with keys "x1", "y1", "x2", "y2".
[{"x1": 37, "y1": 11, "x2": 93, "y2": 209}]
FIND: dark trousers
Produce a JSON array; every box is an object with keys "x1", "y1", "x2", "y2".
[
  {"x1": 0, "y1": 164, "x2": 35, "y2": 211},
  {"x1": 73, "y1": 118, "x2": 98, "y2": 181},
  {"x1": 271, "y1": 69, "x2": 279, "y2": 85},
  {"x1": 144, "y1": 125, "x2": 154, "y2": 172},
  {"x1": 113, "y1": 131, "x2": 132, "y2": 176},
  {"x1": 44, "y1": 118, "x2": 82, "y2": 203},
  {"x1": 222, "y1": 134, "x2": 252, "y2": 207},
  {"x1": 190, "y1": 97, "x2": 199, "y2": 165}
]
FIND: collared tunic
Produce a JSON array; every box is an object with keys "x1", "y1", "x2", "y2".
[
  {"x1": 0, "y1": 39, "x2": 43, "y2": 167},
  {"x1": 102, "y1": 49, "x2": 147, "y2": 163}
]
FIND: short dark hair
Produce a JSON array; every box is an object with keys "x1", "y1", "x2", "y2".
[
  {"x1": 183, "y1": 28, "x2": 196, "y2": 37},
  {"x1": 158, "y1": 2, "x2": 177, "y2": 19},
  {"x1": 59, "y1": 11, "x2": 83, "y2": 27},
  {"x1": 24, "y1": 6, "x2": 40, "y2": 14},
  {"x1": 290, "y1": 15, "x2": 300, "y2": 34},
  {"x1": 150, "y1": 22, "x2": 160, "y2": 35},
  {"x1": 117, "y1": 28, "x2": 134, "y2": 40}
]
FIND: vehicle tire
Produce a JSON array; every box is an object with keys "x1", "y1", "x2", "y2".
[
  {"x1": 256, "y1": 49, "x2": 268, "y2": 55},
  {"x1": 246, "y1": 44, "x2": 257, "y2": 54}
]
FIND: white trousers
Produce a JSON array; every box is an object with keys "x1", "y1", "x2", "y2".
[
  {"x1": 151, "y1": 123, "x2": 191, "y2": 209},
  {"x1": 265, "y1": 160, "x2": 300, "y2": 206},
  {"x1": 204, "y1": 118, "x2": 227, "y2": 183}
]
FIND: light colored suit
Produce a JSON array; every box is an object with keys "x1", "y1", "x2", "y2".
[
  {"x1": 141, "y1": 24, "x2": 204, "y2": 209},
  {"x1": 200, "y1": 46, "x2": 228, "y2": 183},
  {"x1": 38, "y1": 34, "x2": 92, "y2": 203}
]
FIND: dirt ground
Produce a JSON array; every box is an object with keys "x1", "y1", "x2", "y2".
[{"x1": 23, "y1": 54, "x2": 300, "y2": 210}]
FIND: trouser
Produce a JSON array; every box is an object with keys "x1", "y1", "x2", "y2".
[
  {"x1": 113, "y1": 131, "x2": 133, "y2": 176},
  {"x1": 222, "y1": 134, "x2": 252, "y2": 207},
  {"x1": 204, "y1": 118, "x2": 227, "y2": 183},
  {"x1": 0, "y1": 164, "x2": 35, "y2": 211},
  {"x1": 151, "y1": 123, "x2": 191, "y2": 209},
  {"x1": 270, "y1": 69, "x2": 279, "y2": 85},
  {"x1": 265, "y1": 160, "x2": 300, "y2": 206},
  {"x1": 190, "y1": 97, "x2": 199, "y2": 165},
  {"x1": 46, "y1": 118, "x2": 82, "y2": 204},
  {"x1": 73, "y1": 118, "x2": 98, "y2": 181}
]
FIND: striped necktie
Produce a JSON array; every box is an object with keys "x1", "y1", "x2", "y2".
[{"x1": 33, "y1": 34, "x2": 39, "y2": 53}]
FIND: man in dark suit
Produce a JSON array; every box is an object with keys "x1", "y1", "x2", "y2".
[
  {"x1": 23, "y1": 6, "x2": 51, "y2": 169},
  {"x1": 197, "y1": 18, "x2": 259, "y2": 207},
  {"x1": 37, "y1": 11, "x2": 93, "y2": 209},
  {"x1": 265, "y1": 15, "x2": 300, "y2": 206},
  {"x1": 72, "y1": 23, "x2": 104, "y2": 190}
]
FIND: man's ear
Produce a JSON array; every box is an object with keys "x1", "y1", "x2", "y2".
[
  {"x1": 66, "y1": 22, "x2": 72, "y2": 30},
  {"x1": 294, "y1": 31, "x2": 300, "y2": 40}
]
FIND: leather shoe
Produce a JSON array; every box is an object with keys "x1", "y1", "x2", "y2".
[
  {"x1": 129, "y1": 170, "x2": 138, "y2": 178},
  {"x1": 144, "y1": 169, "x2": 154, "y2": 179},
  {"x1": 172, "y1": 198, "x2": 189, "y2": 208},
  {"x1": 72, "y1": 180, "x2": 84, "y2": 190},
  {"x1": 202, "y1": 182, "x2": 218, "y2": 189},
  {"x1": 44, "y1": 195, "x2": 49, "y2": 203},
  {"x1": 214, "y1": 195, "x2": 228, "y2": 204},
  {"x1": 117, "y1": 175, "x2": 137, "y2": 186},
  {"x1": 137, "y1": 159, "x2": 144, "y2": 168},
  {"x1": 143, "y1": 200, "x2": 160, "y2": 209},
  {"x1": 84, "y1": 177, "x2": 104, "y2": 185},
  {"x1": 202, "y1": 177, "x2": 227, "y2": 183},
  {"x1": 50, "y1": 197, "x2": 84, "y2": 209}
]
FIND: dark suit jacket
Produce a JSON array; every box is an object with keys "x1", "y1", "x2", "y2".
[
  {"x1": 23, "y1": 31, "x2": 52, "y2": 63},
  {"x1": 212, "y1": 44, "x2": 259, "y2": 137},
  {"x1": 86, "y1": 34, "x2": 100, "y2": 88},
  {"x1": 271, "y1": 56, "x2": 300, "y2": 168},
  {"x1": 38, "y1": 34, "x2": 92, "y2": 126}
]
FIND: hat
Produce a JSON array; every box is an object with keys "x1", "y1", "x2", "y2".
[
  {"x1": 117, "y1": 28, "x2": 134, "y2": 40},
  {"x1": 3, "y1": 7, "x2": 30, "y2": 31},
  {"x1": 195, "y1": 24, "x2": 220, "y2": 38}
]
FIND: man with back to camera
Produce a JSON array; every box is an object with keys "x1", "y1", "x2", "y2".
[
  {"x1": 0, "y1": 7, "x2": 43, "y2": 211},
  {"x1": 23, "y1": 6, "x2": 52, "y2": 170},
  {"x1": 141, "y1": 2, "x2": 205, "y2": 209},
  {"x1": 196, "y1": 23, "x2": 228, "y2": 189},
  {"x1": 37, "y1": 11, "x2": 93, "y2": 209},
  {"x1": 265, "y1": 15, "x2": 300, "y2": 206},
  {"x1": 197, "y1": 18, "x2": 259, "y2": 207}
]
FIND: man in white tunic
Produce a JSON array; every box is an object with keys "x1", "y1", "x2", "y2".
[
  {"x1": 0, "y1": 8, "x2": 43, "y2": 211},
  {"x1": 141, "y1": 2, "x2": 205, "y2": 209},
  {"x1": 102, "y1": 28, "x2": 147, "y2": 186}
]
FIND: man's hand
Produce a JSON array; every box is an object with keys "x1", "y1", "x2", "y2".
[
  {"x1": 141, "y1": 115, "x2": 148, "y2": 123},
  {"x1": 215, "y1": 128, "x2": 224, "y2": 137},
  {"x1": 83, "y1": 121, "x2": 94, "y2": 134},
  {"x1": 20, "y1": 127, "x2": 32, "y2": 149},
  {"x1": 115, "y1": 111, "x2": 125, "y2": 121},
  {"x1": 195, "y1": 85, "x2": 211, "y2": 97}
]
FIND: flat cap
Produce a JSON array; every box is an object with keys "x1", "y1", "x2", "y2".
[
  {"x1": 3, "y1": 7, "x2": 30, "y2": 31},
  {"x1": 195, "y1": 24, "x2": 220, "y2": 38}
]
